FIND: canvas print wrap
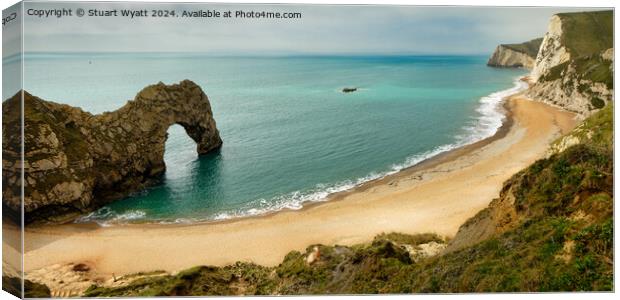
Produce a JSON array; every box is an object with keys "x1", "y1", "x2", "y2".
[{"x1": 1, "y1": 1, "x2": 614, "y2": 297}]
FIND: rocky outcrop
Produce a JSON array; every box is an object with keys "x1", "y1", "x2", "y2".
[
  {"x1": 2, "y1": 80, "x2": 222, "y2": 224},
  {"x1": 487, "y1": 38, "x2": 542, "y2": 69},
  {"x1": 526, "y1": 11, "x2": 613, "y2": 116}
]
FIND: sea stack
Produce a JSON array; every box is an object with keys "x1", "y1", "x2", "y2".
[{"x1": 2, "y1": 80, "x2": 222, "y2": 224}]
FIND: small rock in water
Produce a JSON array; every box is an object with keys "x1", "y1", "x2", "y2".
[{"x1": 342, "y1": 87, "x2": 357, "y2": 93}]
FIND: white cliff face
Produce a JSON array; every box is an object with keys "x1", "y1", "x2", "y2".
[
  {"x1": 530, "y1": 15, "x2": 570, "y2": 82},
  {"x1": 526, "y1": 65, "x2": 613, "y2": 116},
  {"x1": 526, "y1": 13, "x2": 613, "y2": 117},
  {"x1": 487, "y1": 45, "x2": 536, "y2": 69}
]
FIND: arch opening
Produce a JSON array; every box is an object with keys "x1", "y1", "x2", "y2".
[{"x1": 163, "y1": 124, "x2": 200, "y2": 182}]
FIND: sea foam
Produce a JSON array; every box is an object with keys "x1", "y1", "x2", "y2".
[{"x1": 76, "y1": 207, "x2": 147, "y2": 226}]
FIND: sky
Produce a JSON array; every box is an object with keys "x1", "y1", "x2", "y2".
[{"x1": 3, "y1": 3, "x2": 604, "y2": 56}]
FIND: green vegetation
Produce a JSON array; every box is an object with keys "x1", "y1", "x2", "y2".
[
  {"x1": 552, "y1": 104, "x2": 613, "y2": 150},
  {"x1": 79, "y1": 103, "x2": 613, "y2": 295},
  {"x1": 556, "y1": 11, "x2": 613, "y2": 57},
  {"x1": 84, "y1": 235, "x2": 443, "y2": 296},
  {"x1": 2, "y1": 276, "x2": 51, "y2": 298},
  {"x1": 540, "y1": 54, "x2": 612, "y2": 90},
  {"x1": 503, "y1": 38, "x2": 543, "y2": 58},
  {"x1": 118, "y1": 270, "x2": 167, "y2": 280},
  {"x1": 21, "y1": 93, "x2": 92, "y2": 162},
  {"x1": 540, "y1": 61, "x2": 569, "y2": 82},
  {"x1": 84, "y1": 264, "x2": 276, "y2": 297},
  {"x1": 374, "y1": 232, "x2": 444, "y2": 246}
]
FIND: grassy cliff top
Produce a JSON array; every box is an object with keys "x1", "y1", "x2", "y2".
[
  {"x1": 538, "y1": 10, "x2": 613, "y2": 90},
  {"x1": 503, "y1": 38, "x2": 543, "y2": 58},
  {"x1": 557, "y1": 10, "x2": 613, "y2": 57}
]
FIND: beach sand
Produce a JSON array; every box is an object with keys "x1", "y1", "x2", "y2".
[{"x1": 15, "y1": 96, "x2": 577, "y2": 286}]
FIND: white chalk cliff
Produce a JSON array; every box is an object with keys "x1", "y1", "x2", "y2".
[{"x1": 526, "y1": 11, "x2": 613, "y2": 116}]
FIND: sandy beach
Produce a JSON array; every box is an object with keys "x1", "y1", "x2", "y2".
[{"x1": 14, "y1": 95, "x2": 576, "y2": 286}]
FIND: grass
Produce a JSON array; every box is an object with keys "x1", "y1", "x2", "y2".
[
  {"x1": 539, "y1": 50, "x2": 612, "y2": 91},
  {"x1": 551, "y1": 103, "x2": 612, "y2": 150},
  {"x1": 410, "y1": 140, "x2": 612, "y2": 292},
  {"x1": 556, "y1": 11, "x2": 613, "y2": 57},
  {"x1": 374, "y1": 232, "x2": 444, "y2": 246},
  {"x1": 503, "y1": 38, "x2": 543, "y2": 58}
]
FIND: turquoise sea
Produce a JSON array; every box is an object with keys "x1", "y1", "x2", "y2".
[{"x1": 7, "y1": 54, "x2": 526, "y2": 225}]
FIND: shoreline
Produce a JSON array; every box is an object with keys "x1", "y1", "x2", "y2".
[
  {"x1": 203, "y1": 99, "x2": 517, "y2": 228},
  {"x1": 6, "y1": 93, "x2": 578, "y2": 299},
  {"x1": 25, "y1": 99, "x2": 515, "y2": 231},
  {"x1": 64, "y1": 83, "x2": 521, "y2": 228},
  {"x1": 18, "y1": 94, "x2": 578, "y2": 280}
]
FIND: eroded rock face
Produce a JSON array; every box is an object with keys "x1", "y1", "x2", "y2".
[
  {"x1": 443, "y1": 179, "x2": 519, "y2": 253},
  {"x1": 530, "y1": 15, "x2": 570, "y2": 81},
  {"x1": 487, "y1": 46, "x2": 535, "y2": 69},
  {"x1": 487, "y1": 11, "x2": 613, "y2": 117},
  {"x1": 526, "y1": 11, "x2": 613, "y2": 116},
  {"x1": 2, "y1": 80, "x2": 222, "y2": 224},
  {"x1": 526, "y1": 60, "x2": 613, "y2": 116},
  {"x1": 487, "y1": 38, "x2": 543, "y2": 69}
]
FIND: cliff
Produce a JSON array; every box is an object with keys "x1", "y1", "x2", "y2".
[
  {"x1": 487, "y1": 38, "x2": 543, "y2": 69},
  {"x1": 527, "y1": 11, "x2": 613, "y2": 116},
  {"x1": 2, "y1": 80, "x2": 222, "y2": 224}
]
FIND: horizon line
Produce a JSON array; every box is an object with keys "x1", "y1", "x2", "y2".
[{"x1": 5, "y1": 51, "x2": 491, "y2": 60}]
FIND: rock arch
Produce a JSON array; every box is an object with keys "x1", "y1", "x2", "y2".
[{"x1": 2, "y1": 80, "x2": 222, "y2": 223}]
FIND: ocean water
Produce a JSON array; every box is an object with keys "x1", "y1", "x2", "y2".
[{"x1": 11, "y1": 54, "x2": 526, "y2": 225}]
